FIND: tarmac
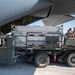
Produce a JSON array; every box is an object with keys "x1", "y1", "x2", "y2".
[{"x1": 0, "y1": 61, "x2": 75, "y2": 75}]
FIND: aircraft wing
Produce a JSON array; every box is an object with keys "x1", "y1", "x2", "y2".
[{"x1": 42, "y1": 15, "x2": 75, "y2": 26}]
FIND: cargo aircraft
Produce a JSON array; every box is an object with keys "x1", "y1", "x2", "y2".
[{"x1": 0, "y1": 0, "x2": 75, "y2": 33}]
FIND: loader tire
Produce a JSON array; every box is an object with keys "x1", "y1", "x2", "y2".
[{"x1": 34, "y1": 53, "x2": 50, "y2": 68}]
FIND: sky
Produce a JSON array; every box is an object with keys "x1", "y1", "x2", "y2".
[
  {"x1": 63, "y1": 20, "x2": 75, "y2": 33},
  {"x1": 28, "y1": 18, "x2": 75, "y2": 34}
]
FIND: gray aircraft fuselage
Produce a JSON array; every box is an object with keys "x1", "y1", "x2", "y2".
[
  {"x1": 0, "y1": 0, "x2": 51, "y2": 25},
  {"x1": 0, "y1": 0, "x2": 75, "y2": 26}
]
